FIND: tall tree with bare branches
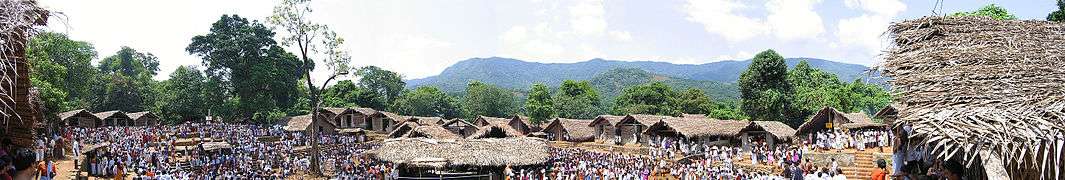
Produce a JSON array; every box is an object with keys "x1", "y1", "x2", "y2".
[{"x1": 268, "y1": 0, "x2": 351, "y2": 175}]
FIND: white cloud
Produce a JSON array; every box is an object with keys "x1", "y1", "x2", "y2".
[
  {"x1": 765, "y1": 0, "x2": 825, "y2": 41},
  {"x1": 714, "y1": 51, "x2": 754, "y2": 61},
  {"x1": 836, "y1": 0, "x2": 906, "y2": 63},
  {"x1": 683, "y1": 0, "x2": 825, "y2": 42},
  {"x1": 569, "y1": 0, "x2": 608, "y2": 36},
  {"x1": 609, "y1": 30, "x2": 632, "y2": 42},
  {"x1": 682, "y1": 0, "x2": 768, "y2": 42}
]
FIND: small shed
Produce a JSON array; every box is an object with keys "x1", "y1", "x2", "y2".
[
  {"x1": 540, "y1": 118, "x2": 595, "y2": 142},
  {"x1": 371, "y1": 111, "x2": 406, "y2": 133},
  {"x1": 588, "y1": 115, "x2": 625, "y2": 143},
  {"x1": 441, "y1": 119, "x2": 479, "y2": 138},
  {"x1": 127, "y1": 111, "x2": 159, "y2": 126},
  {"x1": 737, "y1": 121, "x2": 797, "y2": 149},
  {"x1": 473, "y1": 116, "x2": 531, "y2": 136},
  {"x1": 93, "y1": 111, "x2": 132, "y2": 127},
  {"x1": 278, "y1": 114, "x2": 336, "y2": 135},
  {"x1": 58, "y1": 109, "x2": 101, "y2": 128}
]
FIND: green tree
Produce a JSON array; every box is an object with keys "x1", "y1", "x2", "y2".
[
  {"x1": 322, "y1": 80, "x2": 386, "y2": 110},
  {"x1": 92, "y1": 47, "x2": 160, "y2": 113},
  {"x1": 613, "y1": 82, "x2": 680, "y2": 116},
  {"x1": 187, "y1": 14, "x2": 304, "y2": 123},
  {"x1": 674, "y1": 88, "x2": 713, "y2": 115},
  {"x1": 708, "y1": 100, "x2": 748, "y2": 120},
  {"x1": 524, "y1": 83, "x2": 555, "y2": 124},
  {"x1": 463, "y1": 81, "x2": 517, "y2": 118},
  {"x1": 391, "y1": 87, "x2": 463, "y2": 119},
  {"x1": 1049, "y1": 0, "x2": 1065, "y2": 22},
  {"x1": 788, "y1": 60, "x2": 846, "y2": 119},
  {"x1": 356, "y1": 66, "x2": 405, "y2": 104},
  {"x1": 952, "y1": 4, "x2": 1017, "y2": 20},
  {"x1": 157, "y1": 66, "x2": 207, "y2": 123},
  {"x1": 739, "y1": 49, "x2": 800, "y2": 126},
  {"x1": 25, "y1": 32, "x2": 99, "y2": 117},
  {"x1": 553, "y1": 80, "x2": 603, "y2": 119}
]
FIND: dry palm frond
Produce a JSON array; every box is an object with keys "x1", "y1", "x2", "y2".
[
  {"x1": 0, "y1": 0, "x2": 47, "y2": 128},
  {"x1": 884, "y1": 16, "x2": 1065, "y2": 179}
]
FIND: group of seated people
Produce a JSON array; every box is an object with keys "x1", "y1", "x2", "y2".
[{"x1": 806, "y1": 129, "x2": 892, "y2": 152}]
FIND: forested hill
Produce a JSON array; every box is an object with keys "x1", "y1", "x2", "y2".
[
  {"x1": 589, "y1": 68, "x2": 739, "y2": 100},
  {"x1": 406, "y1": 57, "x2": 880, "y2": 95}
]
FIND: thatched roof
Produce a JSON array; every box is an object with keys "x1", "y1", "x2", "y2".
[
  {"x1": 93, "y1": 110, "x2": 127, "y2": 120},
  {"x1": 377, "y1": 111, "x2": 407, "y2": 122},
  {"x1": 338, "y1": 128, "x2": 365, "y2": 135},
  {"x1": 467, "y1": 123, "x2": 523, "y2": 139},
  {"x1": 280, "y1": 114, "x2": 313, "y2": 131},
  {"x1": 57, "y1": 109, "x2": 96, "y2": 121},
  {"x1": 126, "y1": 111, "x2": 156, "y2": 120},
  {"x1": 200, "y1": 142, "x2": 232, "y2": 151},
  {"x1": 373, "y1": 137, "x2": 550, "y2": 168},
  {"x1": 883, "y1": 16, "x2": 1065, "y2": 178},
  {"x1": 644, "y1": 117, "x2": 748, "y2": 138},
  {"x1": 744, "y1": 121, "x2": 797, "y2": 140},
  {"x1": 625, "y1": 114, "x2": 670, "y2": 126},
  {"x1": 352, "y1": 107, "x2": 377, "y2": 116},
  {"x1": 406, "y1": 126, "x2": 462, "y2": 139},
  {"x1": 320, "y1": 107, "x2": 348, "y2": 116},
  {"x1": 442, "y1": 118, "x2": 476, "y2": 128},
  {"x1": 409, "y1": 116, "x2": 446, "y2": 125},
  {"x1": 589, "y1": 115, "x2": 626, "y2": 127},
  {"x1": 682, "y1": 114, "x2": 705, "y2": 118},
  {"x1": 542, "y1": 118, "x2": 595, "y2": 141}
]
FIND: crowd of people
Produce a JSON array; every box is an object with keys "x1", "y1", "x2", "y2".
[{"x1": 807, "y1": 129, "x2": 892, "y2": 152}]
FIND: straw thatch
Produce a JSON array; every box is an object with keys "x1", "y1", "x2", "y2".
[
  {"x1": 441, "y1": 118, "x2": 479, "y2": 138},
  {"x1": 588, "y1": 115, "x2": 625, "y2": 127},
  {"x1": 352, "y1": 107, "x2": 377, "y2": 116},
  {"x1": 883, "y1": 16, "x2": 1065, "y2": 179},
  {"x1": 681, "y1": 114, "x2": 705, "y2": 118},
  {"x1": 643, "y1": 117, "x2": 748, "y2": 138},
  {"x1": 337, "y1": 128, "x2": 365, "y2": 135},
  {"x1": 93, "y1": 110, "x2": 133, "y2": 126},
  {"x1": 625, "y1": 114, "x2": 669, "y2": 126},
  {"x1": 280, "y1": 114, "x2": 314, "y2": 132},
  {"x1": 373, "y1": 137, "x2": 550, "y2": 168},
  {"x1": 473, "y1": 116, "x2": 530, "y2": 135},
  {"x1": 467, "y1": 123, "x2": 523, "y2": 139},
  {"x1": 0, "y1": 0, "x2": 48, "y2": 148},
  {"x1": 796, "y1": 107, "x2": 884, "y2": 134},
  {"x1": 743, "y1": 121, "x2": 797, "y2": 140},
  {"x1": 406, "y1": 126, "x2": 462, "y2": 140},
  {"x1": 541, "y1": 118, "x2": 595, "y2": 142},
  {"x1": 127, "y1": 111, "x2": 158, "y2": 126},
  {"x1": 58, "y1": 109, "x2": 100, "y2": 127}
]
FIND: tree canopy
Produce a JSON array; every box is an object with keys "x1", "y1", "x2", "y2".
[
  {"x1": 951, "y1": 4, "x2": 1017, "y2": 20},
  {"x1": 463, "y1": 81, "x2": 517, "y2": 118},
  {"x1": 156, "y1": 66, "x2": 207, "y2": 123},
  {"x1": 26, "y1": 32, "x2": 99, "y2": 117},
  {"x1": 187, "y1": 14, "x2": 304, "y2": 123},
  {"x1": 524, "y1": 83, "x2": 554, "y2": 124},
  {"x1": 739, "y1": 50, "x2": 800, "y2": 126},
  {"x1": 612, "y1": 82, "x2": 680, "y2": 116},
  {"x1": 553, "y1": 80, "x2": 603, "y2": 119},
  {"x1": 1050, "y1": 0, "x2": 1065, "y2": 22},
  {"x1": 391, "y1": 86, "x2": 463, "y2": 119}
]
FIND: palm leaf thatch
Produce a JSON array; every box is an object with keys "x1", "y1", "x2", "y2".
[
  {"x1": 883, "y1": 16, "x2": 1065, "y2": 179},
  {"x1": 541, "y1": 118, "x2": 595, "y2": 142},
  {"x1": 744, "y1": 121, "x2": 797, "y2": 140},
  {"x1": 643, "y1": 117, "x2": 748, "y2": 138},
  {"x1": 0, "y1": 0, "x2": 48, "y2": 148},
  {"x1": 373, "y1": 137, "x2": 550, "y2": 168}
]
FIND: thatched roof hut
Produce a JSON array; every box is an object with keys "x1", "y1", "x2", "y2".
[
  {"x1": 588, "y1": 115, "x2": 625, "y2": 142},
  {"x1": 740, "y1": 121, "x2": 797, "y2": 140},
  {"x1": 473, "y1": 116, "x2": 531, "y2": 135},
  {"x1": 540, "y1": 118, "x2": 595, "y2": 142},
  {"x1": 404, "y1": 126, "x2": 462, "y2": 139},
  {"x1": 643, "y1": 117, "x2": 748, "y2": 139},
  {"x1": 883, "y1": 16, "x2": 1065, "y2": 179},
  {"x1": 873, "y1": 105, "x2": 898, "y2": 125},
  {"x1": 93, "y1": 111, "x2": 133, "y2": 127},
  {"x1": 467, "y1": 123, "x2": 523, "y2": 139},
  {"x1": 278, "y1": 114, "x2": 336, "y2": 134},
  {"x1": 441, "y1": 119, "x2": 479, "y2": 138},
  {"x1": 796, "y1": 107, "x2": 884, "y2": 134},
  {"x1": 58, "y1": 109, "x2": 101, "y2": 128},
  {"x1": 373, "y1": 137, "x2": 550, "y2": 168},
  {"x1": 127, "y1": 111, "x2": 158, "y2": 126}
]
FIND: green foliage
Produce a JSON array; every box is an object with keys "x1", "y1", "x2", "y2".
[
  {"x1": 553, "y1": 80, "x2": 604, "y2": 119},
  {"x1": 708, "y1": 100, "x2": 748, "y2": 120},
  {"x1": 524, "y1": 83, "x2": 555, "y2": 124},
  {"x1": 391, "y1": 86, "x2": 463, "y2": 119},
  {"x1": 355, "y1": 66, "x2": 405, "y2": 105},
  {"x1": 156, "y1": 66, "x2": 207, "y2": 123},
  {"x1": 674, "y1": 88, "x2": 714, "y2": 115},
  {"x1": 91, "y1": 47, "x2": 160, "y2": 113},
  {"x1": 739, "y1": 50, "x2": 800, "y2": 126},
  {"x1": 322, "y1": 80, "x2": 386, "y2": 110},
  {"x1": 590, "y1": 68, "x2": 739, "y2": 102},
  {"x1": 787, "y1": 60, "x2": 891, "y2": 123},
  {"x1": 462, "y1": 81, "x2": 517, "y2": 118},
  {"x1": 612, "y1": 82, "x2": 680, "y2": 116},
  {"x1": 951, "y1": 4, "x2": 1017, "y2": 20},
  {"x1": 187, "y1": 14, "x2": 304, "y2": 124},
  {"x1": 1049, "y1": 0, "x2": 1065, "y2": 22},
  {"x1": 26, "y1": 32, "x2": 99, "y2": 116}
]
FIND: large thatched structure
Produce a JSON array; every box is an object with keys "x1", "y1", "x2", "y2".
[
  {"x1": 796, "y1": 107, "x2": 884, "y2": 135},
  {"x1": 127, "y1": 111, "x2": 158, "y2": 126},
  {"x1": 472, "y1": 116, "x2": 530, "y2": 136},
  {"x1": 370, "y1": 111, "x2": 406, "y2": 133},
  {"x1": 588, "y1": 115, "x2": 625, "y2": 142},
  {"x1": 93, "y1": 111, "x2": 132, "y2": 127},
  {"x1": 643, "y1": 117, "x2": 748, "y2": 146},
  {"x1": 441, "y1": 119, "x2": 478, "y2": 138},
  {"x1": 373, "y1": 137, "x2": 550, "y2": 177},
  {"x1": 278, "y1": 114, "x2": 336, "y2": 135},
  {"x1": 540, "y1": 118, "x2": 595, "y2": 142},
  {"x1": 883, "y1": 16, "x2": 1065, "y2": 179},
  {"x1": 0, "y1": 0, "x2": 48, "y2": 148},
  {"x1": 737, "y1": 121, "x2": 797, "y2": 148}
]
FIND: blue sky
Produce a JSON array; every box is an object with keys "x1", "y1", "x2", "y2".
[{"x1": 41, "y1": 0, "x2": 1058, "y2": 81}]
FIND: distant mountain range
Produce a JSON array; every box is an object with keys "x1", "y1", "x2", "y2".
[{"x1": 406, "y1": 57, "x2": 882, "y2": 100}]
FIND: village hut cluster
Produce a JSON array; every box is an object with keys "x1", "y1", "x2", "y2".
[{"x1": 56, "y1": 109, "x2": 159, "y2": 128}]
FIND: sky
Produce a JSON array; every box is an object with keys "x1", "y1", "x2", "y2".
[{"x1": 39, "y1": 0, "x2": 1058, "y2": 82}]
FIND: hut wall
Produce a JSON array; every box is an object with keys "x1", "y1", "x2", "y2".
[
  {"x1": 594, "y1": 123, "x2": 616, "y2": 143},
  {"x1": 616, "y1": 124, "x2": 647, "y2": 145}
]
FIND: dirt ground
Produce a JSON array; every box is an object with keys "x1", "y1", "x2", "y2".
[{"x1": 54, "y1": 158, "x2": 77, "y2": 180}]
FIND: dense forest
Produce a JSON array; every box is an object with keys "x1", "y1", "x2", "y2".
[{"x1": 29, "y1": 3, "x2": 1049, "y2": 127}]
